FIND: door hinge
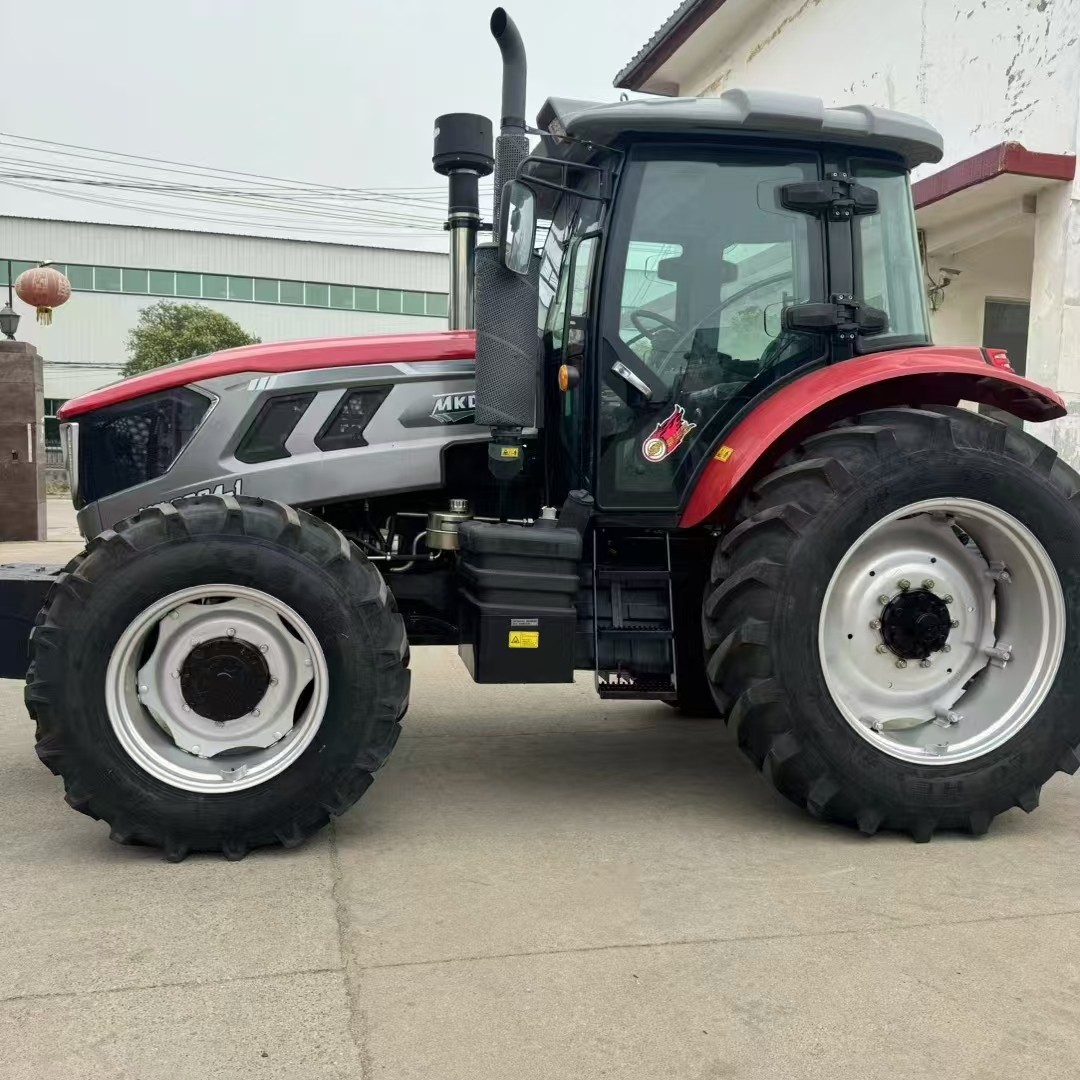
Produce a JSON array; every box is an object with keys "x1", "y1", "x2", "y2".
[
  {"x1": 782, "y1": 294, "x2": 888, "y2": 343},
  {"x1": 781, "y1": 172, "x2": 878, "y2": 221}
]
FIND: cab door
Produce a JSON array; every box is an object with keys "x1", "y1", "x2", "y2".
[{"x1": 595, "y1": 146, "x2": 827, "y2": 511}]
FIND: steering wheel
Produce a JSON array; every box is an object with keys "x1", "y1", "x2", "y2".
[{"x1": 630, "y1": 308, "x2": 683, "y2": 344}]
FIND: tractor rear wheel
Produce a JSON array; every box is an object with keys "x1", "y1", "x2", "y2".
[
  {"x1": 704, "y1": 406, "x2": 1080, "y2": 840},
  {"x1": 26, "y1": 495, "x2": 409, "y2": 860}
]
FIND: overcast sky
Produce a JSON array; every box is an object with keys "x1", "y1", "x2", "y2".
[{"x1": 3, "y1": 0, "x2": 670, "y2": 250}]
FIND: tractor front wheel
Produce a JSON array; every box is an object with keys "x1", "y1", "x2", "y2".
[
  {"x1": 26, "y1": 495, "x2": 409, "y2": 860},
  {"x1": 704, "y1": 406, "x2": 1080, "y2": 840}
]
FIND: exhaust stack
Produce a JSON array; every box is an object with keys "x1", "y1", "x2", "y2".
[
  {"x1": 489, "y1": 7, "x2": 529, "y2": 242},
  {"x1": 433, "y1": 114, "x2": 493, "y2": 330}
]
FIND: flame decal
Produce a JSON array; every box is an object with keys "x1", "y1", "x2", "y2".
[{"x1": 641, "y1": 404, "x2": 696, "y2": 462}]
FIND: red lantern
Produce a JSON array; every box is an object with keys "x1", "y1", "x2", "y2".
[{"x1": 15, "y1": 264, "x2": 72, "y2": 325}]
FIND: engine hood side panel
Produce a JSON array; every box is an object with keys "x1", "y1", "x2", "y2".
[{"x1": 77, "y1": 359, "x2": 484, "y2": 537}]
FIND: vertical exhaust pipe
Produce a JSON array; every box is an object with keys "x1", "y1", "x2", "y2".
[
  {"x1": 472, "y1": 7, "x2": 539, "y2": 466},
  {"x1": 489, "y1": 7, "x2": 529, "y2": 243},
  {"x1": 433, "y1": 114, "x2": 493, "y2": 330}
]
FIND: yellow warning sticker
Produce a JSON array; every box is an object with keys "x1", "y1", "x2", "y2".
[
  {"x1": 508, "y1": 631, "x2": 539, "y2": 649},
  {"x1": 499, "y1": 446, "x2": 521, "y2": 459},
  {"x1": 714, "y1": 444, "x2": 735, "y2": 462}
]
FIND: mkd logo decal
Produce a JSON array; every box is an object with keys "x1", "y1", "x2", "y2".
[
  {"x1": 641, "y1": 405, "x2": 695, "y2": 462},
  {"x1": 430, "y1": 391, "x2": 476, "y2": 425}
]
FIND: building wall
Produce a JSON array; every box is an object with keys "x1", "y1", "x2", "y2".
[
  {"x1": 2, "y1": 217, "x2": 449, "y2": 401},
  {"x1": 676, "y1": 0, "x2": 1080, "y2": 176},
  {"x1": 927, "y1": 229, "x2": 1034, "y2": 349}
]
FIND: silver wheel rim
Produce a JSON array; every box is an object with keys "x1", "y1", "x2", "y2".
[
  {"x1": 106, "y1": 584, "x2": 329, "y2": 793},
  {"x1": 819, "y1": 497, "x2": 1065, "y2": 764}
]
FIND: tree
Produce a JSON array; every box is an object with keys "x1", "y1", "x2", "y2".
[{"x1": 122, "y1": 301, "x2": 260, "y2": 378}]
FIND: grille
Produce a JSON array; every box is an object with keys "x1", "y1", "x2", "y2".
[{"x1": 77, "y1": 387, "x2": 210, "y2": 507}]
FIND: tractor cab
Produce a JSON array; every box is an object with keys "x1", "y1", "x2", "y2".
[{"x1": 489, "y1": 94, "x2": 941, "y2": 515}]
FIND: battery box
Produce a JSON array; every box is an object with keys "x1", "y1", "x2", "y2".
[{"x1": 457, "y1": 518, "x2": 582, "y2": 683}]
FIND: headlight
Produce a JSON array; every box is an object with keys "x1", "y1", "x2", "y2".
[{"x1": 75, "y1": 387, "x2": 211, "y2": 508}]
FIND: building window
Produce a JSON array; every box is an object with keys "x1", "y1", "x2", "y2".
[
  {"x1": 202, "y1": 274, "x2": 228, "y2": 300},
  {"x1": 229, "y1": 276, "x2": 253, "y2": 301},
  {"x1": 330, "y1": 285, "x2": 354, "y2": 310},
  {"x1": 94, "y1": 266, "x2": 122, "y2": 292},
  {"x1": 378, "y1": 289, "x2": 403, "y2": 314},
  {"x1": 66, "y1": 264, "x2": 95, "y2": 291},
  {"x1": 1, "y1": 256, "x2": 448, "y2": 318},
  {"x1": 122, "y1": 268, "x2": 149, "y2": 293},
  {"x1": 149, "y1": 270, "x2": 176, "y2": 295},
  {"x1": 304, "y1": 282, "x2": 330, "y2": 307},
  {"x1": 253, "y1": 278, "x2": 278, "y2": 303},
  {"x1": 279, "y1": 280, "x2": 304, "y2": 305}
]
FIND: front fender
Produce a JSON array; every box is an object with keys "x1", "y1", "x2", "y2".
[{"x1": 681, "y1": 346, "x2": 1065, "y2": 528}]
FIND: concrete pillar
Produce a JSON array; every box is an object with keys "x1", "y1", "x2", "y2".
[
  {"x1": 0, "y1": 340, "x2": 46, "y2": 541},
  {"x1": 1027, "y1": 178, "x2": 1080, "y2": 465}
]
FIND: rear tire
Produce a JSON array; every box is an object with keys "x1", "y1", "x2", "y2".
[
  {"x1": 704, "y1": 406, "x2": 1080, "y2": 840},
  {"x1": 26, "y1": 495, "x2": 409, "y2": 860}
]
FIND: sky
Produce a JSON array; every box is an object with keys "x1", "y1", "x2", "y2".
[{"x1": 3, "y1": 0, "x2": 671, "y2": 251}]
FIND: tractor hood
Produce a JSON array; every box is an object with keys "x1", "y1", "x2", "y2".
[{"x1": 58, "y1": 329, "x2": 477, "y2": 419}]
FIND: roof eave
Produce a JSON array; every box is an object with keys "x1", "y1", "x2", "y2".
[{"x1": 614, "y1": 0, "x2": 728, "y2": 92}]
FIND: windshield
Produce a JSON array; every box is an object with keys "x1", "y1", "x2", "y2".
[
  {"x1": 853, "y1": 162, "x2": 931, "y2": 345},
  {"x1": 611, "y1": 152, "x2": 822, "y2": 392}
]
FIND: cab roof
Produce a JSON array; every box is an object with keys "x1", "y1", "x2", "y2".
[{"x1": 537, "y1": 89, "x2": 943, "y2": 169}]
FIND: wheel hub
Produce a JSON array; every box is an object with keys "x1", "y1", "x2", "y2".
[
  {"x1": 818, "y1": 498, "x2": 1065, "y2": 765},
  {"x1": 880, "y1": 589, "x2": 951, "y2": 660},
  {"x1": 180, "y1": 637, "x2": 270, "y2": 722}
]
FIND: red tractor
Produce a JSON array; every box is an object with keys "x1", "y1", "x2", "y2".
[{"x1": 24, "y1": 10, "x2": 1080, "y2": 859}]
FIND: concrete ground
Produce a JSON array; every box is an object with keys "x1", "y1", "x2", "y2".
[
  {"x1": 2, "y1": 499, "x2": 1080, "y2": 1077},
  {"x1": 3, "y1": 649, "x2": 1080, "y2": 1080}
]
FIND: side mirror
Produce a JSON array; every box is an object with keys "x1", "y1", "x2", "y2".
[{"x1": 500, "y1": 180, "x2": 536, "y2": 275}]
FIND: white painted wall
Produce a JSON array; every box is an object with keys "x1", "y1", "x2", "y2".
[
  {"x1": 927, "y1": 228, "x2": 1034, "y2": 349},
  {"x1": 670, "y1": 0, "x2": 1080, "y2": 177}
]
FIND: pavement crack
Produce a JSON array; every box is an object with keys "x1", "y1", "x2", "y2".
[
  {"x1": 328, "y1": 820, "x2": 374, "y2": 1080},
  {"x1": 355, "y1": 905, "x2": 1080, "y2": 974},
  {"x1": 0, "y1": 964, "x2": 341, "y2": 1005}
]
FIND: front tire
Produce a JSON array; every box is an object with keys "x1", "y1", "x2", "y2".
[
  {"x1": 704, "y1": 407, "x2": 1080, "y2": 840},
  {"x1": 26, "y1": 495, "x2": 409, "y2": 860}
]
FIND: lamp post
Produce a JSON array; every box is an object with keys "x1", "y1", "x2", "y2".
[{"x1": 0, "y1": 259, "x2": 20, "y2": 340}]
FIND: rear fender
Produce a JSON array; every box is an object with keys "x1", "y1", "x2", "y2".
[{"x1": 681, "y1": 346, "x2": 1065, "y2": 528}]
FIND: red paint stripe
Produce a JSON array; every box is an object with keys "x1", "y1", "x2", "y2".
[
  {"x1": 58, "y1": 329, "x2": 477, "y2": 419},
  {"x1": 913, "y1": 142, "x2": 1075, "y2": 210}
]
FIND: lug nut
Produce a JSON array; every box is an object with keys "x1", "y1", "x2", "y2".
[
  {"x1": 227, "y1": 627, "x2": 236, "y2": 637},
  {"x1": 895, "y1": 659, "x2": 908, "y2": 669},
  {"x1": 869, "y1": 618, "x2": 882, "y2": 630},
  {"x1": 270, "y1": 677, "x2": 278, "y2": 686},
  {"x1": 182, "y1": 704, "x2": 191, "y2": 712},
  {"x1": 942, "y1": 595, "x2": 954, "y2": 604},
  {"x1": 897, "y1": 579, "x2": 911, "y2": 591},
  {"x1": 920, "y1": 659, "x2": 932, "y2": 668},
  {"x1": 922, "y1": 579, "x2": 935, "y2": 590},
  {"x1": 875, "y1": 644, "x2": 889, "y2": 654},
  {"x1": 273, "y1": 731, "x2": 282, "y2": 740},
  {"x1": 171, "y1": 670, "x2": 180, "y2": 679},
  {"x1": 191, "y1": 745, "x2": 200, "y2": 754},
  {"x1": 878, "y1": 594, "x2": 891, "y2": 606},
  {"x1": 169, "y1": 611, "x2": 179, "y2": 620},
  {"x1": 950, "y1": 619, "x2": 959, "y2": 628},
  {"x1": 942, "y1": 644, "x2": 952, "y2": 653},
  {"x1": 252, "y1": 708, "x2": 260, "y2": 717},
  {"x1": 259, "y1": 644, "x2": 269, "y2": 653},
  {"x1": 138, "y1": 684, "x2": 148, "y2": 693}
]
